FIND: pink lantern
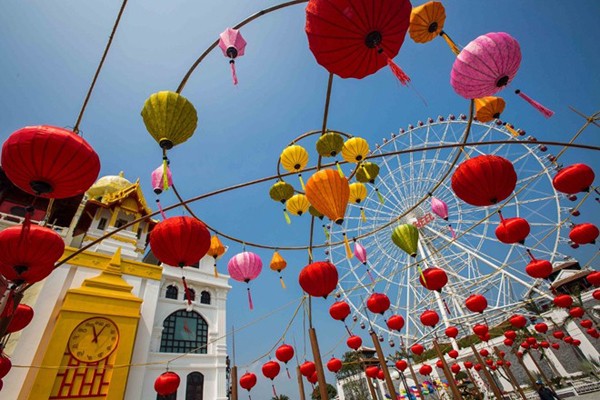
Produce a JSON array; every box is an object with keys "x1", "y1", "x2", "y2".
[
  {"x1": 451, "y1": 32, "x2": 521, "y2": 99},
  {"x1": 353, "y1": 241, "x2": 367, "y2": 264},
  {"x1": 151, "y1": 163, "x2": 173, "y2": 194},
  {"x1": 227, "y1": 252, "x2": 262, "y2": 310},
  {"x1": 219, "y1": 28, "x2": 247, "y2": 85},
  {"x1": 431, "y1": 196, "x2": 455, "y2": 238}
]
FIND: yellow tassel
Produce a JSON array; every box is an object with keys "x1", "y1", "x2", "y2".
[
  {"x1": 308, "y1": 247, "x2": 313, "y2": 260},
  {"x1": 441, "y1": 32, "x2": 460, "y2": 56},
  {"x1": 376, "y1": 189, "x2": 385, "y2": 204},
  {"x1": 298, "y1": 174, "x2": 305, "y2": 190},
  {"x1": 336, "y1": 161, "x2": 344, "y2": 177},
  {"x1": 323, "y1": 225, "x2": 330, "y2": 240},
  {"x1": 506, "y1": 124, "x2": 519, "y2": 137},
  {"x1": 280, "y1": 276, "x2": 286, "y2": 289},
  {"x1": 343, "y1": 233, "x2": 353, "y2": 259},
  {"x1": 284, "y1": 210, "x2": 291, "y2": 224},
  {"x1": 361, "y1": 208, "x2": 366, "y2": 222},
  {"x1": 362, "y1": 164, "x2": 371, "y2": 180},
  {"x1": 213, "y1": 264, "x2": 219, "y2": 278},
  {"x1": 162, "y1": 158, "x2": 170, "y2": 191},
  {"x1": 417, "y1": 265, "x2": 427, "y2": 285}
]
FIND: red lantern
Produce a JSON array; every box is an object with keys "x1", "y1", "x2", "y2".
[
  {"x1": 569, "y1": 307, "x2": 585, "y2": 318},
  {"x1": 516, "y1": 351, "x2": 523, "y2": 358},
  {"x1": 554, "y1": 294, "x2": 574, "y2": 308},
  {"x1": 552, "y1": 164, "x2": 595, "y2": 194},
  {"x1": 474, "y1": 364, "x2": 483, "y2": 371},
  {"x1": 262, "y1": 360, "x2": 281, "y2": 380},
  {"x1": 365, "y1": 366, "x2": 379, "y2": 379},
  {"x1": 569, "y1": 223, "x2": 599, "y2": 245},
  {"x1": 564, "y1": 336, "x2": 574, "y2": 344},
  {"x1": 587, "y1": 328, "x2": 599, "y2": 339},
  {"x1": 420, "y1": 310, "x2": 440, "y2": 327},
  {"x1": 445, "y1": 326, "x2": 459, "y2": 339},
  {"x1": 367, "y1": 293, "x2": 391, "y2": 315},
  {"x1": 377, "y1": 369, "x2": 385, "y2": 380},
  {"x1": 473, "y1": 324, "x2": 488, "y2": 336},
  {"x1": 510, "y1": 315, "x2": 527, "y2": 329},
  {"x1": 419, "y1": 267, "x2": 448, "y2": 291},
  {"x1": 551, "y1": 343, "x2": 560, "y2": 350},
  {"x1": 150, "y1": 216, "x2": 210, "y2": 267},
  {"x1": 239, "y1": 372, "x2": 257, "y2": 392},
  {"x1": 419, "y1": 364, "x2": 432, "y2": 376},
  {"x1": 411, "y1": 344, "x2": 424, "y2": 356},
  {"x1": 481, "y1": 332, "x2": 491, "y2": 342},
  {"x1": 504, "y1": 330, "x2": 517, "y2": 340},
  {"x1": 1, "y1": 125, "x2": 100, "y2": 198},
  {"x1": 329, "y1": 301, "x2": 351, "y2": 321},
  {"x1": 300, "y1": 361, "x2": 316, "y2": 377},
  {"x1": 594, "y1": 289, "x2": 600, "y2": 300},
  {"x1": 540, "y1": 341, "x2": 550, "y2": 349},
  {"x1": 505, "y1": 361, "x2": 512, "y2": 367},
  {"x1": 504, "y1": 338, "x2": 514, "y2": 347},
  {"x1": 347, "y1": 335, "x2": 363, "y2": 350},
  {"x1": 327, "y1": 357, "x2": 343, "y2": 373},
  {"x1": 275, "y1": 344, "x2": 294, "y2": 365},
  {"x1": 581, "y1": 319, "x2": 593, "y2": 329},
  {"x1": 0, "y1": 224, "x2": 65, "y2": 284},
  {"x1": 495, "y1": 213, "x2": 530, "y2": 244},
  {"x1": 308, "y1": 371, "x2": 318, "y2": 384},
  {"x1": 497, "y1": 360, "x2": 504, "y2": 367},
  {"x1": 572, "y1": 339, "x2": 581, "y2": 347},
  {"x1": 436, "y1": 360, "x2": 443, "y2": 368},
  {"x1": 524, "y1": 251, "x2": 552, "y2": 279},
  {"x1": 448, "y1": 350, "x2": 459, "y2": 359},
  {"x1": 479, "y1": 349, "x2": 489, "y2": 357},
  {"x1": 553, "y1": 331, "x2": 565, "y2": 340},
  {"x1": 520, "y1": 341, "x2": 530, "y2": 349},
  {"x1": 305, "y1": 0, "x2": 412, "y2": 81},
  {"x1": 299, "y1": 261, "x2": 338, "y2": 298},
  {"x1": 451, "y1": 363, "x2": 461, "y2": 374},
  {"x1": 464, "y1": 361, "x2": 474, "y2": 369},
  {"x1": 526, "y1": 337, "x2": 537, "y2": 345},
  {"x1": 4, "y1": 304, "x2": 34, "y2": 334},
  {"x1": 465, "y1": 294, "x2": 488, "y2": 313},
  {"x1": 387, "y1": 315, "x2": 405, "y2": 332},
  {"x1": 587, "y1": 271, "x2": 600, "y2": 287},
  {"x1": 154, "y1": 371, "x2": 180, "y2": 396},
  {"x1": 396, "y1": 360, "x2": 408, "y2": 372},
  {"x1": 534, "y1": 323, "x2": 548, "y2": 334},
  {"x1": 485, "y1": 358, "x2": 494, "y2": 366},
  {"x1": 451, "y1": 155, "x2": 517, "y2": 206}
]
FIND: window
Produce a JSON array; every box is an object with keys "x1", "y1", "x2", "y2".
[
  {"x1": 166, "y1": 285, "x2": 178, "y2": 299},
  {"x1": 185, "y1": 288, "x2": 196, "y2": 302},
  {"x1": 160, "y1": 310, "x2": 208, "y2": 354},
  {"x1": 200, "y1": 291, "x2": 211, "y2": 305},
  {"x1": 156, "y1": 393, "x2": 176, "y2": 400},
  {"x1": 97, "y1": 218, "x2": 107, "y2": 230},
  {"x1": 186, "y1": 372, "x2": 204, "y2": 400},
  {"x1": 115, "y1": 218, "x2": 128, "y2": 228}
]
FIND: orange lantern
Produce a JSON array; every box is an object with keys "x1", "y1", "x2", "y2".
[{"x1": 270, "y1": 251, "x2": 288, "y2": 289}]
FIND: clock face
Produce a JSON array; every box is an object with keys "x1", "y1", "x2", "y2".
[{"x1": 68, "y1": 317, "x2": 120, "y2": 363}]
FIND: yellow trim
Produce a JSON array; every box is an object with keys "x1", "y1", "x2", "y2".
[
  {"x1": 84, "y1": 233, "x2": 138, "y2": 246},
  {"x1": 108, "y1": 206, "x2": 120, "y2": 227}
]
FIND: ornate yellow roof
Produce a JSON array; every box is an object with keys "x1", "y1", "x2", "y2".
[
  {"x1": 101, "y1": 180, "x2": 153, "y2": 216},
  {"x1": 86, "y1": 172, "x2": 132, "y2": 199}
]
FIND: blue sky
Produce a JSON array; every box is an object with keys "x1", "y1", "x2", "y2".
[{"x1": 1, "y1": 1, "x2": 599, "y2": 398}]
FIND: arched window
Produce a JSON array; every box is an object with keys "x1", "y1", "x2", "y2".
[
  {"x1": 166, "y1": 285, "x2": 178, "y2": 299},
  {"x1": 156, "y1": 393, "x2": 176, "y2": 400},
  {"x1": 185, "y1": 288, "x2": 196, "y2": 302},
  {"x1": 186, "y1": 372, "x2": 204, "y2": 400},
  {"x1": 160, "y1": 310, "x2": 208, "y2": 354},
  {"x1": 200, "y1": 291, "x2": 211, "y2": 305}
]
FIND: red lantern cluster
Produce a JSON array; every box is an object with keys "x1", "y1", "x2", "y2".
[
  {"x1": 525, "y1": 252, "x2": 552, "y2": 279},
  {"x1": 465, "y1": 294, "x2": 488, "y2": 313},
  {"x1": 419, "y1": 267, "x2": 448, "y2": 291},
  {"x1": 154, "y1": 371, "x2": 181, "y2": 396},
  {"x1": 299, "y1": 261, "x2": 338, "y2": 298},
  {"x1": 367, "y1": 293, "x2": 391, "y2": 315},
  {"x1": 569, "y1": 223, "x2": 599, "y2": 245},
  {"x1": 552, "y1": 164, "x2": 595, "y2": 194},
  {"x1": 150, "y1": 216, "x2": 211, "y2": 267}
]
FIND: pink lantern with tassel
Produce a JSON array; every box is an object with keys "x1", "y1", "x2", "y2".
[
  {"x1": 219, "y1": 28, "x2": 247, "y2": 85},
  {"x1": 151, "y1": 163, "x2": 173, "y2": 194},
  {"x1": 227, "y1": 251, "x2": 262, "y2": 310},
  {"x1": 353, "y1": 240, "x2": 375, "y2": 283},
  {"x1": 431, "y1": 196, "x2": 455, "y2": 238}
]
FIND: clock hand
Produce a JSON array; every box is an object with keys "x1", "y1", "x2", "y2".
[{"x1": 92, "y1": 325, "x2": 99, "y2": 343}]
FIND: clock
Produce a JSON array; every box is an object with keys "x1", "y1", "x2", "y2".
[{"x1": 67, "y1": 317, "x2": 120, "y2": 363}]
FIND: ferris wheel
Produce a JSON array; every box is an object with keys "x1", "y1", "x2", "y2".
[{"x1": 328, "y1": 115, "x2": 572, "y2": 346}]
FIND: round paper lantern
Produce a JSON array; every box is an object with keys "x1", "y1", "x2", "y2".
[
  {"x1": 275, "y1": 344, "x2": 295, "y2": 365},
  {"x1": 481, "y1": 332, "x2": 491, "y2": 342},
  {"x1": 554, "y1": 294, "x2": 574, "y2": 308},
  {"x1": 553, "y1": 164, "x2": 595, "y2": 194},
  {"x1": 286, "y1": 194, "x2": 310, "y2": 217},
  {"x1": 298, "y1": 261, "x2": 338, "y2": 298},
  {"x1": 387, "y1": 315, "x2": 405, "y2": 332},
  {"x1": 308, "y1": 371, "x2": 319, "y2": 384},
  {"x1": 347, "y1": 335, "x2": 362, "y2": 350},
  {"x1": 587, "y1": 271, "x2": 600, "y2": 287},
  {"x1": 5, "y1": 304, "x2": 34, "y2": 334},
  {"x1": 448, "y1": 350, "x2": 459, "y2": 359},
  {"x1": 395, "y1": 360, "x2": 408, "y2": 372},
  {"x1": 239, "y1": 372, "x2": 257, "y2": 392},
  {"x1": 349, "y1": 183, "x2": 368, "y2": 205},
  {"x1": 445, "y1": 326, "x2": 459, "y2": 338},
  {"x1": 356, "y1": 162, "x2": 380, "y2": 184},
  {"x1": 572, "y1": 339, "x2": 581, "y2": 346},
  {"x1": 551, "y1": 343, "x2": 560, "y2": 350},
  {"x1": 569, "y1": 307, "x2": 585, "y2": 318},
  {"x1": 269, "y1": 181, "x2": 295, "y2": 204},
  {"x1": 0, "y1": 224, "x2": 65, "y2": 284},
  {"x1": 475, "y1": 97, "x2": 506, "y2": 122},
  {"x1": 419, "y1": 267, "x2": 448, "y2": 291},
  {"x1": 411, "y1": 344, "x2": 424, "y2": 356},
  {"x1": 300, "y1": 361, "x2": 316, "y2": 377},
  {"x1": 305, "y1": 169, "x2": 349, "y2": 224},
  {"x1": 430, "y1": 196, "x2": 449, "y2": 220},
  {"x1": 504, "y1": 338, "x2": 514, "y2": 347},
  {"x1": 154, "y1": 371, "x2": 180, "y2": 396},
  {"x1": 419, "y1": 364, "x2": 432, "y2": 376},
  {"x1": 305, "y1": 0, "x2": 412, "y2": 80},
  {"x1": 473, "y1": 324, "x2": 488, "y2": 336},
  {"x1": 365, "y1": 366, "x2": 379, "y2": 379},
  {"x1": 504, "y1": 330, "x2": 517, "y2": 340},
  {"x1": 151, "y1": 163, "x2": 173, "y2": 194},
  {"x1": 1, "y1": 125, "x2": 101, "y2": 198},
  {"x1": 228, "y1": 251, "x2": 263, "y2": 310},
  {"x1": 353, "y1": 241, "x2": 367, "y2": 264},
  {"x1": 341, "y1": 137, "x2": 370, "y2": 164},
  {"x1": 553, "y1": 331, "x2": 565, "y2": 340},
  {"x1": 525, "y1": 258, "x2": 552, "y2": 279},
  {"x1": 464, "y1": 361, "x2": 473, "y2": 369},
  {"x1": 329, "y1": 301, "x2": 351, "y2": 321},
  {"x1": 150, "y1": 216, "x2": 210, "y2": 267},
  {"x1": 479, "y1": 349, "x2": 489, "y2": 357},
  {"x1": 391, "y1": 224, "x2": 419, "y2": 257},
  {"x1": 450, "y1": 32, "x2": 521, "y2": 99},
  {"x1": 262, "y1": 360, "x2": 281, "y2": 380},
  {"x1": 497, "y1": 360, "x2": 504, "y2": 367},
  {"x1": 540, "y1": 341, "x2": 550, "y2": 349},
  {"x1": 534, "y1": 323, "x2": 548, "y2": 334},
  {"x1": 451, "y1": 363, "x2": 461, "y2": 374},
  {"x1": 495, "y1": 215, "x2": 530, "y2": 244},
  {"x1": 526, "y1": 337, "x2": 537, "y2": 345},
  {"x1": 465, "y1": 294, "x2": 488, "y2": 313},
  {"x1": 436, "y1": 360, "x2": 443, "y2": 368},
  {"x1": 327, "y1": 357, "x2": 343, "y2": 373},
  {"x1": 367, "y1": 293, "x2": 391, "y2": 315},
  {"x1": 510, "y1": 315, "x2": 527, "y2": 329},
  {"x1": 587, "y1": 328, "x2": 599, "y2": 338},
  {"x1": 141, "y1": 91, "x2": 197, "y2": 149},
  {"x1": 564, "y1": 336, "x2": 574, "y2": 344},
  {"x1": 474, "y1": 364, "x2": 483, "y2": 371},
  {"x1": 452, "y1": 155, "x2": 517, "y2": 206},
  {"x1": 593, "y1": 289, "x2": 600, "y2": 300},
  {"x1": 569, "y1": 223, "x2": 599, "y2": 245},
  {"x1": 420, "y1": 310, "x2": 440, "y2": 327},
  {"x1": 316, "y1": 132, "x2": 344, "y2": 157}
]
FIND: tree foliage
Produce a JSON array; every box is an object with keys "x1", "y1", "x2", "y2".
[{"x1": 311, "y1": 383, "x2": 337, "y2": 400}]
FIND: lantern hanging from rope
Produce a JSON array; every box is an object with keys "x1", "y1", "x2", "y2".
[
  {"x1": 299, "y1": 361, "x2": 316, "y2": 377},
  {"x1": 509, "y1": 314, "x2": 527, "y2": 329},
  {"x1": 327, "y1": 357, "x2": 342, "y2": 373},
  {"x1": 587, "y1": 271, "x2": 600, "y2": 287},
  {"x1": 356, "y1": 161, "x2": 384, "y2": 204},
  {"x1": 349, "y1": 182, "x2": 368, "y2": 222},
  {"x1": 0, "y1": 298, "x2": 35, "y2": 334},
  {"x1": 347, "y1": 335, "x2": 362, "y2": 350},
  {"x1": 465, "y1": 294, "x2": 488, "y2": 313},
  {"x1": 151, "y1": 162, "x2": 173, "y2": 194},
  {"x1": 475, "y1": 97, "x2": 506, "y2": 122},
  {"x1": 269, "y1": 181, "x2": 295, "y2": 224},
  {"x1": 445, "y1": 326, "x2": 459, "y2": 338},
  {"x1": 553, "y1": 294, "x2": 573, "y2": 308},
  {"x1": 298, "y1": 261, "x2": 338, "y2": 299},
  {"x1": 316, "y1": 131, "x2": 345, "y2": 175},
  {"x1": 262, "y1": 360, "x2": 281, "y2": 397},
  {"x1": 239, "y1": 372, "x2": 257, "y2": 399},
  {"x1": 409, "y1": 1, "x2": 460, "y2": 55},
  {"x1": 286, "y1": 194, "x2": 310, "y2": 218},
  {"x1": 218, "y1": 28, "x2": 247, "y2": 85},
  {"x1": 524, "y1": 250, "x2": 552, "y2": 279},
  {"x1": 275, "y1": 344, "x2": 294, "y2": 378},
  {"x1": 353, "y1": 240, "x2": 374, "y2": 283},
  {"x1": 305, "y1": 0, "x2": 412, "y2": 83},
  {"x1": 329, "y1": 301, "x2": 351, "y2": 322},
  {"x1": 552, "y1": 164, "x2": 595, "y2": 194},
  {"x1": 207, "y1": 235, "x2": 226, "y2": 277},
  {"x1": 569, "y1": 223, "x2": 599, "y2": 245},
  {"x1": 227, "y1": 252, "x2": 263, "y2": 310},
  {"x1": 420, "y1": 310, "x2": 440, "y2": 327},
  {"x1": 419, "y1": 267, "x2": 448, "y2": 292},
  {"x1": 430, "y1": 196, "x2": 455, "y2": 238},
  {"x1": 411, "y1": 343, "x2": 424, "y2": 355},
  {"x1": 154, "y1": 371, "x2": 181, "y2": 397},
  {"x1": 280, "y1": 144, "x2": 309, "y2": 189},
  {"x1": 495, "y1": 211, "x2": 530, "y2": 244},
  {"x1": 386, "y1": 315, "x2": 405, "y2": 332},
  {"x1": 341, "y1": 137, "x2": 370, "y2": 164},
  {"x1": 391, "y1": 224, "x2": 419, "y2": 257},
  {"x1": 366, "y1": 293, "x2": 390, "y2": 315},
  {"x1": 270, "y1": 251, "x2": 288, "y2": 289}
]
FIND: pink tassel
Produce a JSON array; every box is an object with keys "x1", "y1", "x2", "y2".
[
  {"x1": 443, "y1": 298, "x2": 452, "y2": 315},
  {"x1": 230, "y1": 60, "x2": 238, "y2": 85},
  {"x1": 386, "y1": 56, "x2": 410, "y2": 85},
  {"x1": 247, "y1": 287, "x2": 254, "y2": 310},
  {"x1": 515, "y1": 89, "x2": 554, "y2": 118},
  {"x1": 155, "y1": 199, "x2": 167, "y2": 220},
  {"x1": 367, "y1": 269, "x2": 375, "y2": 284},
  {"x1": 449, "y1": 225, "x2": 456, "y2": 239}
]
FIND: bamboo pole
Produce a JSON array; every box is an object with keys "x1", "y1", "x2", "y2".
[
  {"x1": 494, "y1": 347, "x2": 526, "y2": 400},
  {"x1": 296, "y1": 365, "x2": 306, "y2": 400},
  {"x1": 231, "y1": 365, "x2": 238, "y2": 400},
  {"x1": 367, "y1": 376, "x2": 378, "y2": 400},
  {"x1": 527, "y1": 352, "x2": 555, "y2": 391},
  {"x1": 470, "y1": 344, "x2": 504, "y2": 399},
  {"x1": 370, "y1": 331, "x2": 397, "y2": 399},
  {"x1": 514, "y1": 350, "x2": 538, "y2": 388},
  {"x1": 406, "y1": 359, "x2": 424, "y2": 399},
  {"x1": 465, "y1": 367, "x2": 483, "y2": 399},
  {"x1": 432, "y1": 339, "x2": 463, "y2": 399},
  {"x1": 309, "y1": 327, "x2": 329, "y2": 400}
]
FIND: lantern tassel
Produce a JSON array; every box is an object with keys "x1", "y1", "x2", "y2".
[
  {"x1": 440, "y1": 31, "x2": 460, "y2": 55},
  {"x1": 443, "y1": 298, "x2": 452, "y2": 315},
  {"x1": 230, "y1": 60, "x2": 238, "y2": 85},
  {"x1": 336, "y1": 161, "x2": 344, "y2": 177},
  {"x1": 162, "y1": 157, "x2": 170, "y2": 191},
  {"x1": 385, "y1": 56, "x2": 410, "y2": 85},
  {"x1": 376, "y1": 189, "x2": 385, "y2": 204},
  {"x1": 448, "y1": 224, "x2": 456, "y2": 239},
  {"x1": 283, "y1": 209, "x2": 291, "y2": 225},
  {"x1": 505, "y1": 124, "x2": 519, "y2": 137},
  {"x1": 362, "y1": 164, "x2": 371, "y2": 180},
  {"x1": 307, "y1": 247, "x2": 313, "y2": 260},
  {"x1": 298, "y1": 174, "x2": 305, "y2": 190},
  {"x1": 515, "y1": 90, "x2": 554, "y2": 118},
  {"x1": 247, "y1": 287, "x2": 254, "y2": 310},
  {"x1": 286, "y1": 367, "x2": 291, "y2": 379},
  {"x1": 367, "y1": 269, "x2": 375, "y2": 284},
  {"x1": 360, "y1": 208, "x2": 367, "y2": 222},
  {"x1": 417, "y1": 265, "x2": 427, "y2": 286},
  {"x1": 280, "y1": 276, "x2": 286, "y2": 289},
  {"x1": 272, "y1": 384, "x2": 277, "y2": 397},
  {"x1": 344, "y1": 323, "x2": 353, "y2": 336},
  {"x1": 20, "y1": 207, "x2": 33, "y2": 240},
  {"x1": 155, "y1": 199, "x2": 167, "y2": 220},
  {"x1": 182, "y1": 276, "x2": 192, "y2": 308},
  {"x1": 323, "y1": 225, "x2": 330, "y2": 241},
  {"x1": 213, "y1": 263, "x2": 219, "y2": 278},
  {"x1": 343, "y1": 234, "x2": 353, "y2": 259}
]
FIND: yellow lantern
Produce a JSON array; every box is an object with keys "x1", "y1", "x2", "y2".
[
  {"x1": 270, "y1": 251, "x2": 288, "y2": 288},
  {"x1": 349, "y1": 182, "x2": 368, "y2": 222},
  {"x1": 409, "y1": 1, "x2": 460, "y2": 55},
  {"x1": 316, "y1": 132, "x2": 344, "y2": 157},
  {"x1": 391, "y1": 224, "x2": 419, "y2": 257},
  {"x1": 341, "y1": 137, "x2": 369, "y2": 164},
  {"x1": 286, "y1": 194, "x2": 310, "y2": 217},
  {"x1": 269, "y1": 181, "x2": 295, "y2": 224},
  {"x1": 141, "y1": 91, "x2": 198, "y2": 149},
  {"x1": 280, "y1": 144, "x2": 309, "y2": 189},
  {"x1": 356, "y1": 162, "x2": 384, "y2": 204},
  {"x1": 207, "y1": 235, "x2": 226, "y2": 277},
  {"x1": 475, "y1": 97, "x2": 506, "y2": 123}
]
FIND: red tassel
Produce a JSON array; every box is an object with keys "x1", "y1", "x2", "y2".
[
  {"x1": 230, "y1": 60, "x2": 238, "y2": 85},
  {"x1": 386, "y1": 57, "x2": 410, "y2": 85},
  {"x1": 155, "y1": 199, "x2": 167, "y2": 220},
  {"x1": 182, "y1": 276, "x2": 192, "y2": 306},
  {"x1": 247, "y1": 287, "x2": 254, "y2": 310},
  {"x1": 443, "y1": 298, "x2": 452, "y2": 315},
  {"x1": 515, "y1": 89, "x2": 554, "y2": 118}
]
